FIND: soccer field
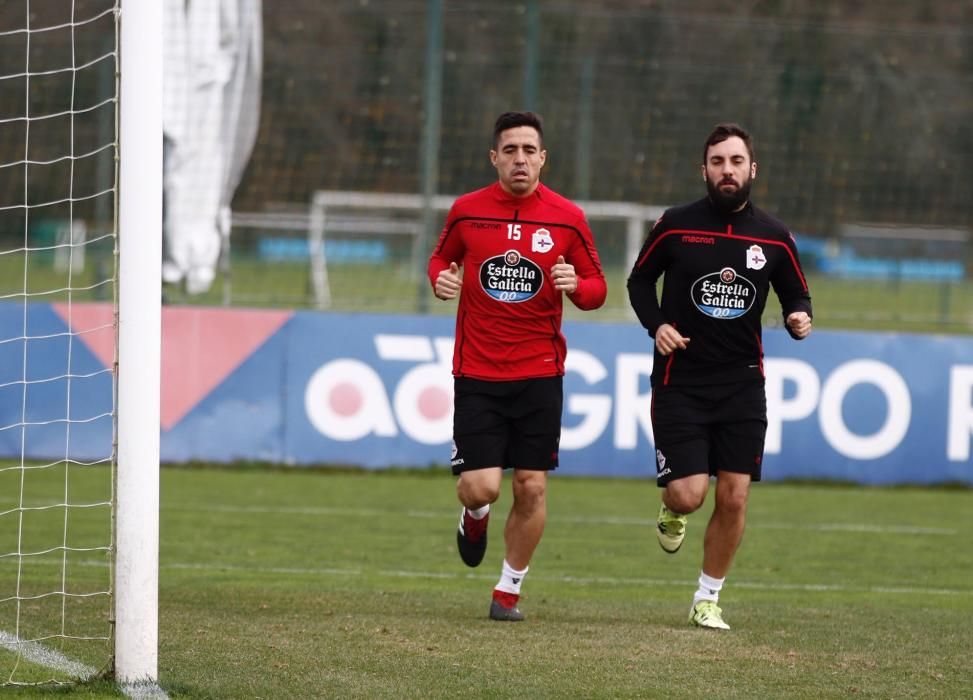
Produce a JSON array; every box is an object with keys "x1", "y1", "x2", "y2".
[{"x1": 2, "y1": 465, "x2": 972, "y2": 698}]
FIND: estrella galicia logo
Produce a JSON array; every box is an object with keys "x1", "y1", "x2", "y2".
[
  {"x1": 691, "y1": 267, "x2": 756, "y2": 319},
  {"x1": 479, "y1": 249, "x2": 543, "y2": 303}
]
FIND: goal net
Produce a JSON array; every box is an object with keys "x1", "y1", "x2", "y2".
[{"x1": 0, "y1": 1, "x2": 160, "y2": 687}]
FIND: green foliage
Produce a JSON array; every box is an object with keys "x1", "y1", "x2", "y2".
[{"x1": 248, "y1": 2, "x2": 973, "y2": 240}]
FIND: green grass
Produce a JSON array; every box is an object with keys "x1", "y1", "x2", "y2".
[
  {"x1": 2, "y1": 465, "x2": 972, "y2": 697},
  {"x1": 171, "y1": 261, "x2": 973, "y2": 334},
  {"x1": 186, "y1": 259, "x2": 973, "y2": 330},
  {"x1": 1, "y1": 244, "x2": 971, "y2": 333}
]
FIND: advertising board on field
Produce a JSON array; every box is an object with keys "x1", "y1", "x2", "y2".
[{"x1": 2, "y1": 303, "x2": 972, "y2": 485}]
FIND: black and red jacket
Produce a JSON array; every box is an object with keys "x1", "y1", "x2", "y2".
[
  {"x1": 627, "y1": 196, "x2": 812, "y2": 387},
  {"x1": 429, "y1": 182, "x2": 606, "y2": 381}
]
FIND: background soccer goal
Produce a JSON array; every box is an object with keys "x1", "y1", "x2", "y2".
[{"x1": 0, "y1": 0, "x2": 160, "y2": 687}]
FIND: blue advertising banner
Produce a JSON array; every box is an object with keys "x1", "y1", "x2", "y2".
[
  {"x1": 281, "y1": 312, "x2": 973, "y2": 484},
  {"x1": 2, "y1": 303, "x2": 971, "y2": 485},
  {"x1": 0, "y1": 304, "x2": 113, "y2": 463}
]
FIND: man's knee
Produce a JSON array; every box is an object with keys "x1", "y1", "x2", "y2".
[
  {"x1": 714, "y1": 474, "x2": 751, "y2": 515},
  {"x1": 715, "y1": 489, "x2": 749, "y2": 516},
  {"x1": 457, "y1": 469, "x2": 501, "y2": 506},
  {"x1": 663, "y1": 477, "x2": 708, "y2": 514},
  {"x1": 512, "y1": 471, "x2": 547, "y2": 509}
]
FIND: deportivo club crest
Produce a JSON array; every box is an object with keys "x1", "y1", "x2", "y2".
[
  {"x1": 746, "y1": 244, "x2": 767, "y2": 270},
  {"x1": 691, "y1": 267, "x2": 757, "y2": 319},
  {"x1": 655, "y1": 448, "x2": 671, "y2": 478},
  {"x1": 531, "y1": 228, "x2": 554, "y2": 253},
  {"x1": 480, "y1": 249, "x2": 543, "y2": 303}
]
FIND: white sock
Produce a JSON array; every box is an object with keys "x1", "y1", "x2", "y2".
[
  {"x1": 693, "y1": 571, "x2": 724, "y2": 605},
  {"x1": 494, "y1": 559, "x2": 529, "y2": 595},
  {"x1": 467, "y1": 504, "x2": 489, "y2": 519}
]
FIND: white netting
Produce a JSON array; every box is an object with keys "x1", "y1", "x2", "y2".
[{"x1": 0, "y1": 1, "x2": 118, "y2": 685}]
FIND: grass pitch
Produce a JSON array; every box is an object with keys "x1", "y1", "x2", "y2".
[
  {"x1": 4, "y1": 244, "x2": 972, "y2": 332},
  {"x1": 2, "y1": 465, "x2": 972, "y2": 698}
]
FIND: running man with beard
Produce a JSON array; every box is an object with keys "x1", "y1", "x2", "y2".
[
  {"x1": 627, "y1": 122, "x2": 812, "y2": 630},
  {"x1": 429, "y1": 111, "x2": 606, "y2": 621}
]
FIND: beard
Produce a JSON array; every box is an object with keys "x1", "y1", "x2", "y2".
[{"x1": 706, "y1": 176, "x2": 753, "y2": 213}]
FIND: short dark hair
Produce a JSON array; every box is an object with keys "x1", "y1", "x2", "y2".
[
  {"x1": 492, "y1": 111, "x2": 544, "y2": 149},
  {"x1": 703, "y1": 122, "x2": 754, "y2": 163}
]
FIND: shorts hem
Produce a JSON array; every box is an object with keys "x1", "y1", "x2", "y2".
[{"x1": 452, "y1": 463, "x2": 557, "y2": 476}]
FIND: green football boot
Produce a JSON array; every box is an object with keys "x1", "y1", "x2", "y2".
[
  {"x1": 656, "y1": 503, "x2": 687, "y2": 553},
  {"x1": 689, "y1": 600, "x2": 731, "y2": 630}
]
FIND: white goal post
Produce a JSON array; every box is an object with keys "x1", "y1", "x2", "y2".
[{"x1": 115, "y1": 0, "x2": 162, "y2": 685}]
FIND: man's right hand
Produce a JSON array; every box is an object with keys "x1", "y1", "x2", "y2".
[
  {"x1": 654, "y1": 323, "x2": 690, "y2": 356},
  {"x1": 435, "y1": 262, "x2": 462, "y2": 300}
]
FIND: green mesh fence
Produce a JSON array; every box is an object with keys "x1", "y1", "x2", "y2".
[{"x1": 3, "y1": 1, "x2": 972, "y2": 331}]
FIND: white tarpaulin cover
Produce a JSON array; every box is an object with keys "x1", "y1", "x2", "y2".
[{"x1": 163, "y1": 0, "x2": 262, "y2": 294}]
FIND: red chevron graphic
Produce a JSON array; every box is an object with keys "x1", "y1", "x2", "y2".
[{"x1": 52, "y1": 303, "x2": 293, "y2": 431}]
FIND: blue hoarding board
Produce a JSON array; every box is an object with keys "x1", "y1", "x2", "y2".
[
  {"x1": 2, "y1": 303, "x2": 971, "y2": 485},
  {"x1": 273, "y1": 312, "x2": 973, "y2": 484}
]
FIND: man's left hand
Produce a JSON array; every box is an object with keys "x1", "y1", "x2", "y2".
[
  {"x1": 551, "y1": 255, "x2": 577, "y2": 293},
  {"x1": 786, "y1": 311, "x2": 812, "y2": 339}
]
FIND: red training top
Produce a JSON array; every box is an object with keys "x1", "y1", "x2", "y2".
[{"x1": 428, "y1": 182, "x2": 607, "y2": 381}]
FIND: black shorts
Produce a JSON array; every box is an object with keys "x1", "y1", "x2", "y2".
[
  {"x1": 450, "y1": 376, "x2": 562, "y2": 475},
  {"x1": 650, "y1": 380, "x2": 767, "y2": 487}
]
